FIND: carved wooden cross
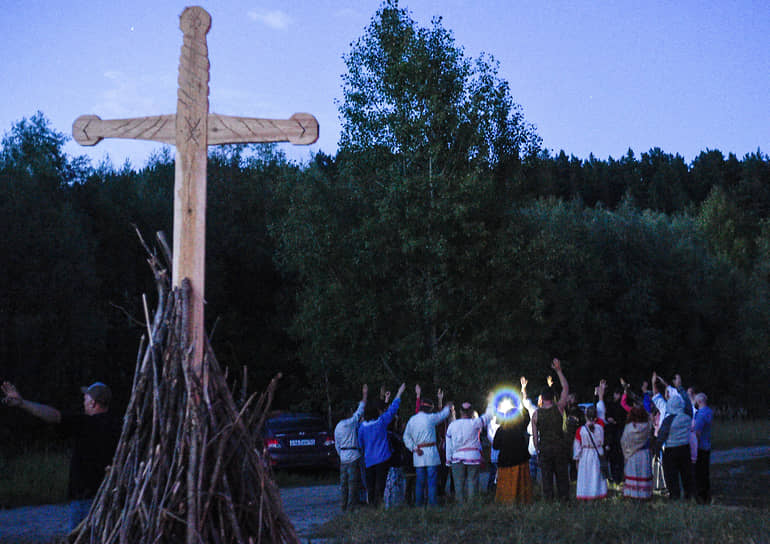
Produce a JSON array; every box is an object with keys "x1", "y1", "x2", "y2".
[{"x1": 73, "y1": 6, "x2": 318, "y2": 376}]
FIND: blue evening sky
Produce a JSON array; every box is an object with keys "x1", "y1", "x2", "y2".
[{"x1": 1, "y1": 0, "x2": 767, "y2": 168}]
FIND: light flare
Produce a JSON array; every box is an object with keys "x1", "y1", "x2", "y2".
[{"x1": 491, "y1": 386, "x2": 523, "y2": 423}]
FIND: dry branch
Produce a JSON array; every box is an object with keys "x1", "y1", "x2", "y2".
[{"x1": 68, "y1": 234, "x2": 298, "y2": 544}]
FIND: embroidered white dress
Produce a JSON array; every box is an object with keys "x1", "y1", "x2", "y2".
[{"x1": 573, "y1": 424, "x2": 608, "y2": 500}]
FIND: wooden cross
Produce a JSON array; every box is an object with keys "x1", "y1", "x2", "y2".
[{"x1": 73, "y1": 6, "x2": 318, "y2": 376}]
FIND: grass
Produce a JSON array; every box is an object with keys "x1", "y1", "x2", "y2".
[
  {"x1": 318, "y1": 499, "x2": 769, "y2": 544},
  {"x1": 0, "y1": 447, "x2": 339, "y2": 508},
  {"x1": 710, "y1": 419, "x2": 769, "y2": 450},
  {"x1": 711, "y1": 457, "x2": 770, "y2": 508},
  {"x1": 317, "y1": 446, "x2": 770, "y2": 544},
  {"x1": 318, "y1": 456, "x2": 770, "y2": 544},
  {"x1": 0, "y1": 446, "x2": 68, "y2": 508}
]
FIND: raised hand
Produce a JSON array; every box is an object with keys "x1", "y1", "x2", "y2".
[
  {"x1": 415, "y1": 384, "x2": 421, "y2": 397},
  {"x1": 1, "y1": 382, "x2": 22, "y2": 407},
  {"x1": 384, "y1": 390, "x2": 391, "y2": 403},
  {"x1": 551, "y1": 358, "x2": 562, "y2": 373},
  {"x1": 436, "y1": 388, "x2": 444, "y2": 402},
  {"x1": 547, "y1": 375, "x2": 554, "y2": 387},
  {"x1": 362, "y1": 384, "x2": 368, "y2": 399},
  {"x1": 520, "y1": 376, "x2": 528, "y2": 389},
  {"x1": 396, "y1": 383, "x2": 407, "y2": 398}
]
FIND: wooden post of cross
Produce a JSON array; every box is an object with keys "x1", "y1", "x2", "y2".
[{"x1": 73, "y1": 6, "x2": 318, "y2": 377}]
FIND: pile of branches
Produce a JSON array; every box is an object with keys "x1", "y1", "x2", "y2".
[{"x1": 69, "y1": 232, "x2": 298, "y2": 544}]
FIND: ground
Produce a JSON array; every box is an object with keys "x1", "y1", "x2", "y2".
[{"x1": 0, "y1": 445, "x2": 767, "y2": 544}]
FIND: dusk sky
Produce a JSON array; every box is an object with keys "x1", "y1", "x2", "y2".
[{"x1": 2, "y1": 0, "x2": 767, "y2": 168}]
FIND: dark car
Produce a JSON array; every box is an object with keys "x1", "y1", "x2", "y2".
[{"x1": 262, "y1": 413, "x2": 338, "y2": 469}]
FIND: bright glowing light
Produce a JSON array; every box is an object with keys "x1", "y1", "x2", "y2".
[
  {"x1": 491, "y1": 387, "x2": 522, "y2": 422},
  {"x1": 498, "y1": 397, "x2": 515, "y2": 415}
]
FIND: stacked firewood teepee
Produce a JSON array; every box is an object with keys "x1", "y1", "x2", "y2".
[{"x1": 68, "y1": 231, "x2": 298, "y2": 544}]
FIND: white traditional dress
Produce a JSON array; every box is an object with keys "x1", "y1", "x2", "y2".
[{"x1": 573, "y1": 422, "x2": 608, "y2": 500}]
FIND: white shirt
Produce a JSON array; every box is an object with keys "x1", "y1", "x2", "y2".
[
  {"x1": 487, "y1": 416, "x2": 500, "y2": 463},
  {"x1": 403, "y1": 406, "x2": 451, "y2": 467},
  {"x1": 334, "y1": 400, "x2": 365, "y2": 464},
  {"x1": 446, "y1": 414, "x2": 490, "y2": 465},
  {"x1": 522, "y1": 395, "x2": 537, "y2": 455}
]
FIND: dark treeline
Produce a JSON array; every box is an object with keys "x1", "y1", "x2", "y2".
[{"x1": 1, "y1": 3, "x2": 768, "y2": 443}]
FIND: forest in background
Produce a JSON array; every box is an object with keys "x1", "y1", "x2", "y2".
[{"x1": 1, "y1": 3, "x2": 768, "y2": 442}]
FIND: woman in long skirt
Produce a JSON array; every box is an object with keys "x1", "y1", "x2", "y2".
[
  {"x1": 493, "y1": 412, "x2": 533, "y2": 504},
  {"x1": 621, "y1": 406, "x2": 653, "y2": 499},
  {"x1": 573, "y1": 405, "x2": 608, "y2": 500}
]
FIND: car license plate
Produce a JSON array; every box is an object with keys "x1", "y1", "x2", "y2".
[{"x1": 289, "y1": 439, "x2": 315, "y2": 447}]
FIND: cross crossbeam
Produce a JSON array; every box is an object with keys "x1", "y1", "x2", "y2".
[{"x1": 73, "y1": 6, "x2": 318, "y2": 375}]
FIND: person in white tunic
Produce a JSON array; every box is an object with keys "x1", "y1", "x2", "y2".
[
  {"x1": 573, "y1": 405, "x2": 608, "y2": 500},
  {"x1": 403, "y1": 391, "x2": 452, "y2": 507},
  {"x1": 445, "y1": 402, "x2": 491, "y2": 503}
]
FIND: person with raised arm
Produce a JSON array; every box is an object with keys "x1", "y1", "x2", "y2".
[
  {"x1": 493, "y1": 380, "x2": 533, "y2": 504},
  {"x1": 445, "y1": 400, "x2": 492, "y2": 503},
  {"x1": 573, "y1": 405, "x2": 608, "y2": 500},
  {"x1": 334, "y1": 384, "x2": 368, "y2": 510},
  {"x1": 520, "y1": 376, "x2": 540, "y2": 484},
  {"x1": 530, "y1": 358, "x2": 570, "y2": 501},
  {"x1": 403, "y1": 388, "x2": 452, "y2": 507},
  {"x1": 654, "y1": 386, "x2": 695, "y2": 500},
  {"x1": 564, "y1": 389, "x2": 584, "y2": 483},
  {"x1": 2, "y1": 381, "x2": 121, "y2": 530},
  {"x1": 358, "y1": 383, "x2": 406, "y2": 507},
  {"x1": 603, "y1": 380, "x2": 626, "y2": 486}
]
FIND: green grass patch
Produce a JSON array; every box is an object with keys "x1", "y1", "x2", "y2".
[
  {"x1": 710, "y1": 419, "x2": 769, "y2": 450},
  {"x1": 0, "y1": 446, "x2": 68, "y2": 508},
  {"x1": 319, "y1": 498, "x2": 768, "y2": 544},
  {"x1": 317, "y1": 450, "x2": 770, "y2": 543},
  {"x1": 711, "y1": 457, "x2": 770, "y2": 508}
]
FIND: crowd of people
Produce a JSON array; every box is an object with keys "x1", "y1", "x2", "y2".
[
  {"x1": 333, "y1": 358, "x2": 714, "y2": 510},
  {"x1": 0, "y1": 358, "x2": 714, "y2": 529}
]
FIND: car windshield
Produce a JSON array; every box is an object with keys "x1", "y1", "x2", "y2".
[{"x1": 268, "y1": 417, "x2": 326, "y2": 433}]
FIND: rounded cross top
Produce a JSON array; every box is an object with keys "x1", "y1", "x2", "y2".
[{"x1": 180, "y1": 6, "x2": 211, "y2": 36}]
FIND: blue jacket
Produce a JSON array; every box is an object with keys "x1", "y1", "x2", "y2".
[
  {"x1": 694, "y1": 405, "x2": 713, "y2": 451},
  {"x1": 358, "y1": 397, "x2": 401, "y2": 468}
]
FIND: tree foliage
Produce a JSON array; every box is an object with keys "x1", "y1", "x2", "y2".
[{"x1": 1, "y1": 3, "x2": 768, "y2": 429}]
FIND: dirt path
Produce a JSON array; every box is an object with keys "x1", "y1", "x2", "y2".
[
  {"x1": 2, "y1": 445, "x2": 768, "y2": 543},
  {"x1": 710, "y1": 445, "x2": 770, "y2": 464},
  {"x1": 0, "y1": 487, "x2": 340, "y2": 544}
]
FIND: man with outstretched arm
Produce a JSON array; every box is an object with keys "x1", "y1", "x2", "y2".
[
  {"x1": 334, "y1": 384, "x2": 368, "y2": 510},
  {"x1": 2, "y1": 381, "x2": 122, "y2": 530},
  {"x1": 530, "y1": 358, "x2": 570, "y2": 501}
]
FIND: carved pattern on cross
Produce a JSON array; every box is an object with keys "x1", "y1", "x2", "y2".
[{"x1": 72, "y1": 6, "x2": 318, "y2": 374}]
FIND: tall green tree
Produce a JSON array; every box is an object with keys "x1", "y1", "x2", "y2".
[{"x1": 274, "y1": 0, "x2": 541, "y2": 404}]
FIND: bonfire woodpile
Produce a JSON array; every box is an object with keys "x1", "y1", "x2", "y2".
[{"x1": 69, "y1": 231, "x2": 298, "y2": 544}]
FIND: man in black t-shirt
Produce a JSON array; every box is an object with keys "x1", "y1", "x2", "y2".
[{"x1": 2, "y1": 381, "x2": 121, "y2": 530}]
